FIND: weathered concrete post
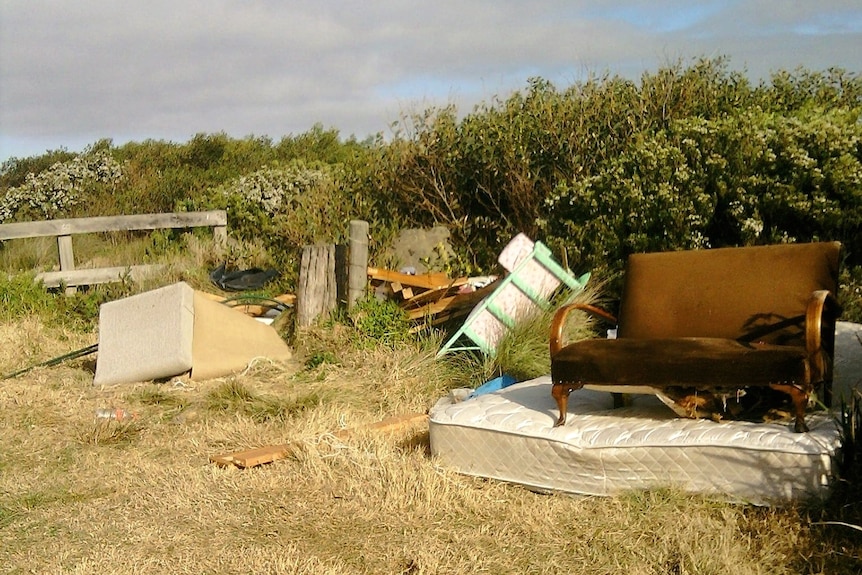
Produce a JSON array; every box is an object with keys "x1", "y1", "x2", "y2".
[{"x1": 348, "y1": 220, "x2": 369, "y2": 309}]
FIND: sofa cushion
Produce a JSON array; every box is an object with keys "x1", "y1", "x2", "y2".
[
  {"x1": 550, "y1": 337, "x2": 809, "y2": 387},
  {"x1": 617, "y1": 242, "x2": 841, "y2": 343}
]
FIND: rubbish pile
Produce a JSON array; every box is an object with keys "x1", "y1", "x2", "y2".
[{"x1": 367, "y1": 267, "x2": 499, "y2": 326}]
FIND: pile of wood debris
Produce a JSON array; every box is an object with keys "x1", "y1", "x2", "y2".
[
  {"x1": 368, "y1": 267, "x2": 498, "y2": 326},
  {"x1": 199, "y1": 268, "x2": 498, "y2": 327}
]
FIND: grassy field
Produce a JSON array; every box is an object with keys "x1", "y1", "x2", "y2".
[{"x1": 1, "y1": 311, "x2": 861, "y2": 575}]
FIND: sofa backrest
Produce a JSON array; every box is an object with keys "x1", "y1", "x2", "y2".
[{"x1": 617, "y1": 242, "x2": 841, "y2": 345}]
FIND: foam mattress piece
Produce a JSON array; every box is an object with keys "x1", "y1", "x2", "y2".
[
  {"x1": 833, "y1": 321, "x2": 862, "y2": 407},
  {"x1": 94, "y1": 282, "x2": 195, "y2": 386},
  {"x1": 94, "y1": 282, "x2": 294, "y2": 386},
  {"x1": 429, "y1": 376, "x2": 842, "y2": 505}
]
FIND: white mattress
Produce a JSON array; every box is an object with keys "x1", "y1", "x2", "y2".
[{"x1": 429, "y1": 375, "x2": 843, "y2": 505}]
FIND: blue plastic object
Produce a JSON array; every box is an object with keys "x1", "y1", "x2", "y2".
[{"x1": 470, "y1": 374, "x2": 518, "y2": 398}]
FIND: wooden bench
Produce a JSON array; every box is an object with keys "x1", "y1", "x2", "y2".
[
  {"x1": 550, "y1": 242, "x2": 842, "y2": 432},
  {"x1": 0, "y1": 210, "x2": 227, "y2": 291}
]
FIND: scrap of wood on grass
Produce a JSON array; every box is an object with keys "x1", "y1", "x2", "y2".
[{"x1": 210, "y1": 412, "x2": 429, "y2": 468}]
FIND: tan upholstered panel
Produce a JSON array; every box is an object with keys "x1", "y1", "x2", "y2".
[{"x1": 617, "y1": 242, "x2": 841, "y2": 343}]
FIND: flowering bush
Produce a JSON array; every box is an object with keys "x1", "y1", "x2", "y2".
[
  {"x1": 188, "y1": 160, "x2": 356, "y2": 286},
  {"x1": 0, "y1": 151, "x2": 123, "y2": 222},
  {"x1": 211, "y1": 160, "x2": 353, "y2": 246}
]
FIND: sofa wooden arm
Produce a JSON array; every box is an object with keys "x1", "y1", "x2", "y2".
[
  {"x1": 805, "y1": 290, "x2": 841, "y2": 354},
  {"x1": 805, "y1": 289, "x2": 842, "y2": 383},
  {"x1": 550, "y1": 303, "x2": 618, "y2": 357}
]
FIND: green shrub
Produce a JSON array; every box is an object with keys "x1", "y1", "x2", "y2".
[
  {"x1": 0, "y1": 274, "x2": 53, "y2": 320},
  {"x1": 376, "y1": 59, "x2": 861, "y2": 305},
  {"x1": 348, "y1": 296, "x2": 412, "y2": 349}
]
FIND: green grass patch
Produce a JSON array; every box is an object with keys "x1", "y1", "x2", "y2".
[{"x1": 204, "y1": 379, "x2": 328, "y2": 422}]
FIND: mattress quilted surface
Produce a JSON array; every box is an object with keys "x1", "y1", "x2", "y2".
[{"x1": 429, "y1": 375, "x2": 843, "y2": 505}]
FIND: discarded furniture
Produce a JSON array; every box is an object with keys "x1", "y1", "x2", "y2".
[
  {"x1": 94, "y1": 281, "x2": 291, "y2": 386},
  {"x1": 550, "y1": 242, "x2": 842, "y2": 432},
  {"x1": 0, "y1": 210, "x2": 227, "y2": 292},
  {"x1": 438, "y1": 234, "x2": 590, "y2": 357}
]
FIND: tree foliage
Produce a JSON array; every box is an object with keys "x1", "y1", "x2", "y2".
[{"x1": 2, "y1": 57, "x2": 860, "y2": 317}]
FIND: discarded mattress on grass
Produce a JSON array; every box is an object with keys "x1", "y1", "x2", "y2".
[
  {"x1": 93, "y1": 281, "x2": 292, "y2": 386},
  {"x1": 430, "y1": 321, "x2": 861, "y2": 505},
  {"x1": 430, "y1": 375, "x2": 841, "y2": 505}
]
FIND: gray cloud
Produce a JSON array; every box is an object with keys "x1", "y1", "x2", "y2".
[{"x1": 1, "y1": 0, "x2": 860, "y2": 161}]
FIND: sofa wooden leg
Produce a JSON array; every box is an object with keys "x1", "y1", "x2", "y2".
[
  {"x1": 770, "y1": 383, "x2": 810, "y2": 433},
  {"x1": 551, "y1": 382, "x2": 582, "y2": 427}
]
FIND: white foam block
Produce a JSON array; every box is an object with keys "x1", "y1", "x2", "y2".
[
  {"x1": 93, "y1": 282, "x2": 195, "y2": 386},
  {"x1": 834, "y1": 321, "x2": 862, "y2": 407}
]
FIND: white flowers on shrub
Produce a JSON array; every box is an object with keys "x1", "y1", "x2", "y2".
[
  {"x1": 0, "y1": 151, "x2": 124, "y2": 222},
  {"x1": 218, "y1": 164, "x2": 332, "y2": 216}
]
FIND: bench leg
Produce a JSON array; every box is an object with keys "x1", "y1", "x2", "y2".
[
  {"x1": 551, "y1": 382, "x2": 583, "y2": 427},
  {"x1": 769, "y1": 383, "x2": 810, "y2": 433}
]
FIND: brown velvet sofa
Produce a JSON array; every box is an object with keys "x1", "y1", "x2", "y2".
[{"x1": 550, "y1": 242, "x2": 842, "y2": 432}]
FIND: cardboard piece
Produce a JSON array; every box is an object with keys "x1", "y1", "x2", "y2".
[{"x1": 190, "y1": 291, "x2": 292, "y2": 381}]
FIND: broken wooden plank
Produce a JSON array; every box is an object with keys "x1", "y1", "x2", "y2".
[
  {"x1": 367, "y1": 267, "x2": 465, "y2": 291},
  {"x1": 209, "y1": 443, "x2": 298, "y2": 468},
  {"x1": 402, "y1": 279, "x2": 500, "y2": 324},
  {"x1": 405, "y1": 295, "x2": 460, "y2": 320},
  {"x1": 210, "y1": 412, "x2": 429, "y2": 469},
  {"x1": 332, "y1": 412, "x2": 429, "y2": 438}
]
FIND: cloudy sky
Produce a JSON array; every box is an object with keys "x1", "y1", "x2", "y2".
[{"x1": 1, "y1": 0, "x2": 860, "y2": 162}]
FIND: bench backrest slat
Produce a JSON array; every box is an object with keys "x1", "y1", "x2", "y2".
[{"x1": 0, "y1": 211, "x2": 227, "y2": 240}]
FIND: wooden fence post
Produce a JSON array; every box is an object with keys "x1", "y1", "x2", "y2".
[
  {"x1": 348, "y1": 220, "x2": 369, "y2": 309},
  {"x1": 335, "y1": 243, "x2": 349, "y2": 309},
  {"x1": 213, "y1": 225, "x2": 227, "y2": 246},
  {"x1": 57, "y1": 234, "x2": 77, "y2": 295},
  {"x1": 297, "y1": 244, "x2": 337, "y2": 328}
]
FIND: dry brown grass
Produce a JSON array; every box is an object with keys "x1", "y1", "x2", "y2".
[{"x1": 1, "y1": 318, "x2": 860, "y2": 574}]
